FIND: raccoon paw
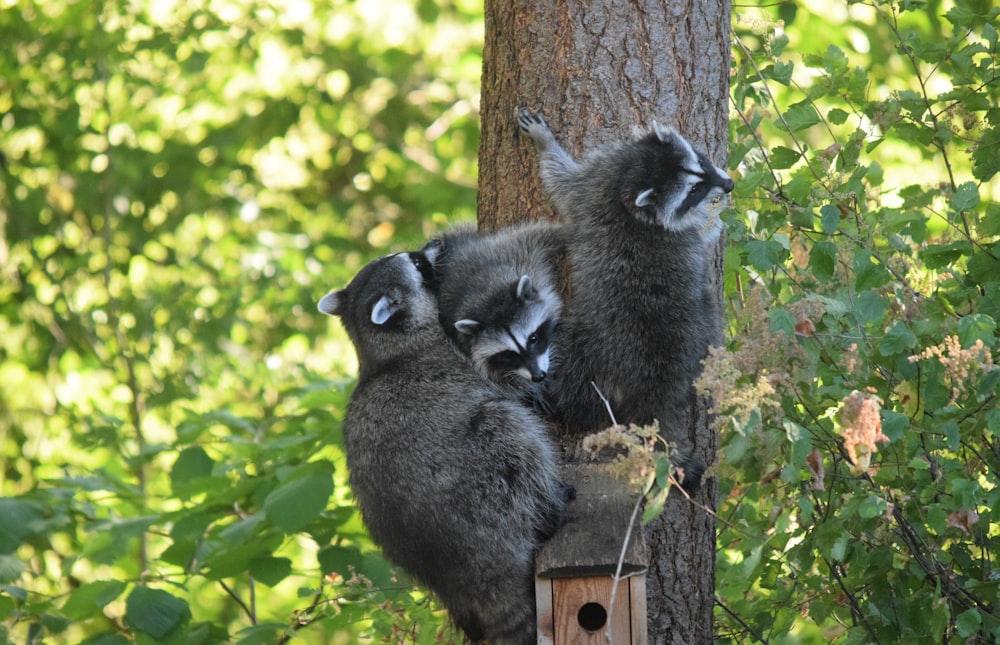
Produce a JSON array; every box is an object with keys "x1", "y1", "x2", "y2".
[{"x1": 516, "y1": 107, "x2": 552, "y2": 146}]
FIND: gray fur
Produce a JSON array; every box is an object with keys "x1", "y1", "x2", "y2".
[
  {"x1": 317, "y1": 250, "x2": 569, "y2": 645},
  {"x1": 425, "y1": 221, "x2": 565, "y2": 406},
  {"x1": 517, "y1": 108, "x2": 734, "y2": 491}
]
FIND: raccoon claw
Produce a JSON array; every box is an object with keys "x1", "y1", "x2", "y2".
[{"x1": 516, "y1": 107, "x2": 548, "y2": 136}]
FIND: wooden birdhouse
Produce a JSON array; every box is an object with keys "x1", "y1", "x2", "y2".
[{"x1": 535, "y1": 463, "x2": 648, "y2": 644}]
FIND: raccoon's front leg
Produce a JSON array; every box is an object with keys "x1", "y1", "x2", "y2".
[{"x1": 516, "y1": 108, "x2": 580, "y2": 204}]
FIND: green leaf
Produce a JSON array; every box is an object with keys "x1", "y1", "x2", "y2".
[
  {"x1": 982, "y1": 203, "x2": 1000, "y2": 236},
  {"x1": 881, "y1": 412, "x2": 909, "y2": 443},
  {"x1": 855, "y1": 291, "x2": 887, "y2": 324},
  {"x1": 125, "y1": 587, "x2": 191, "y2": 639},
  {"x1": 170, "y1": 447, "x2": 216, "y2": 496},
  {"x1": 854, "y1": 251, "x2": 890, "y2": 290},
  {"x1": 233, "y1": 623, "x2": 285, "y2": 645},
  {"x1": 922, "y1": 241, "x2": 972, "y2": 269},
  {"x1": 956, "y1": 609, "x2": 982, "y2": 638},
  {"x1": 765, "y1": 61, "x2": 794, "y2": 85},
  {"x1": 784, "y1": 173, "x2": 814, "y2": 203},
  {"x1": 745, "y1": 239, "x2": 785, "y2": 271},
  {"x1": 78, "y1": 633, "x2": 131, "y2": 645},
  {"x1": 769, "y1": 308, "x2": 797, "y2": 337},
  {"x1": 828, "y1": 108, "x2": 849, "y2": 125},
  {"x1": 789, "y1": 207, "x2": 813, "y2": 229},
  {"x1": 263, "y1": 460, "x2": 335, "y2": 533},
  {"x1": 950, "y1": 181, "x2": 980, "y2": 212},
  {"x1": 784, "y1": 101, "x2": 820, "y2": 132},
  {"x1": 642, "y1": 485, "x2": 670, "y2": 524},
  {"x1": 248, "y1": 557, "x2": 292, "y2": 587},
  {"x1": 770, "y1": 32, "x2": 790, "y2": 57},
  {"x1": 819, "y1": 204, "x2": 840, "y2": 235},
  {"x1": 880, "y1": 322, "x2": 917, "y2": 356},
  {"x1": 972, "y1": 126, "x2": 1000, "y2": 181},
  {"x1": 770, "y1": 146, "x2": 802, "y2": 169},
  {"x1": 0, "y1": 593, "x2": 13, "y2": 621},
  {"x1": 62, "y1": 580, "x2": 127, "y2": 621},
  {"x1": 967, "y1": 246, "x2": 1000, "y2": 286},
  {"x1": 829, "y1": 535, "x2": 849, "y2": 562},
  {"x1": 808, "y1": 241, "x2": 838, "y2": 282},
  {"x1": 0, "y1": 499, "x2": 45, "y2": 554},
  {"x1": 957, "y1": 314, "x2": 996, "y2": 346},
  {"x1": 858, "y1": 494, "x2": 886, "y2": 519},
  {"x1": 297, "y1": 386, "x2": 349, "y2": 411},
  {"x1": 822, "y1": 44, "x2": 849, "y2": 75},
  {"x1": 0, "y1": 555, "x2": 24, "y2": 583},
  {"x1": 219, "y1": 513, "x2": 267, "y2": 545}
]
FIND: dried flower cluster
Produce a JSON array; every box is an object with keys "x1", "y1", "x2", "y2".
[
  {"x1": 909, "y1": 335, "x2": 995, "y2": 402},
  {"x1": 842, "y1": 342, "x2": 862, "y2": 376},
  {"x1": 695, "y1": 288, "x2": 802, "y2": 432},
  {"x1": 696, "y1": 345, "x2": 781, "y2": 432},
  {"x1": 834, "y1": 390, "x2": 889, "y2": 473},
  {"x1": 581, "y1": 422, "x2": 660, "y2": 489}
]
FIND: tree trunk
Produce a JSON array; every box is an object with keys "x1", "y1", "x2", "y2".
[{"x1": 478, "y1": 1, "x2": 730, "y2": 642}]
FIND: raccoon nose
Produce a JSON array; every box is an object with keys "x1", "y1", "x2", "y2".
[
  {"x1": 720, "y1": 175, "x2": 735, "y2": 193},
  {"x1": 531, "y1": 370, "x2": 547, "y2": 383}
]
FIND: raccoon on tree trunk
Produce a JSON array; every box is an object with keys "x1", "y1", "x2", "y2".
[
  {"x1": 424, "y1": 221, "x2": 565, "y2": 408},
  {"x1": 518, "y1": 108, "x2": 734, "y2": 491},
  {"x1": 317, "y1": 247, "x2": 569, "y2": 645}
]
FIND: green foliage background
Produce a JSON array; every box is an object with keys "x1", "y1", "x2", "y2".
[
  {"x1": 0, "y1": 0, "x2": 997, "y2": 643},
  {"x1": 2, "y1": 0, "x2": 480, "y2": 642},
  {"x1": 716, "y1": 0, "x2": 999, "y2": 643}
]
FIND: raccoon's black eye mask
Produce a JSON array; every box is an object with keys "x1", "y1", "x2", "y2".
[{"x1": 408, "y1": 251, "x2": 438, "y2": 286}]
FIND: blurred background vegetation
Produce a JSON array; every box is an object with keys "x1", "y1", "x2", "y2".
[{"x1": 1, "y1": 0, "x2": 997, "y2": 643}]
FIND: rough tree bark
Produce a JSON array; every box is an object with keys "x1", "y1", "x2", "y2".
[{"x1": 478, "y1": 2, "x2": 730, "y2": 643}]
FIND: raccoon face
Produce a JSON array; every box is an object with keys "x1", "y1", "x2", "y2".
[
  {"x1": 318, "y1": 250, "x2": 438, "y2": 351},
  {"x1": 628, "y1": 125, "x2": 734, "y2": 233},
  {"x1": 454, "y1": 275, "x2": 559, "y2": 385}
]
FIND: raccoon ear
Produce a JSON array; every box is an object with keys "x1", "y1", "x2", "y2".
[
  {"x1": 318, "y1": 290, "x2": 345, "y2": 317},
  {"x1": 515, "y1": 274, "x2": 536, "y2": 301},
  {"x1": 454, "y1": 319, "x2": 480, "y2": 335},
  {"x1": 652, "y1": 120, "x2": 668, "y2": 142},
  {"x1": 371, "y1": 296, "x2": 400, "y2": 325},
  {"x1": 635, "y1": 188, "x2": 656, "y2": 209},
  {"x1": 665, "y1": 127, "x2": 697, "y2": 161},
  {"x1": 422, "y1": 237, "x2": 444, "y2": 264}
]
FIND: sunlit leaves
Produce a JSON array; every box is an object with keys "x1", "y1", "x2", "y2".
[
  {"x1": 723, "y1": 0, "x2": 1000, "y2": 642},
  {"x1": 1, "y1": 0, "x2": 482, "y2": 641}
]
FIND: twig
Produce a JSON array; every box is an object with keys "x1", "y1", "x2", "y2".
[
  {"x1": 604, "y1": 483, "x2": 646, "y2": 644},
  {"x1": 591, "y1": 382, "x2": 618, "y2": 426},
  {"x1": 220, "y1": 580, "x2": 256, "y2": 625},
  {"x1": 715, "y1": 596, "x2": 770, "y2": 644}
]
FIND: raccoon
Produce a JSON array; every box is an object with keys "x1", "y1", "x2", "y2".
[
  {"x1": 517, "y1": 108, "x2": 734, "y2": 491},
  {"x1": 317, "y1": 248, "x2": 570, "y2": 645},
  {"x1": 424, "y1": 221, "x2": 565, "y2": 405}
]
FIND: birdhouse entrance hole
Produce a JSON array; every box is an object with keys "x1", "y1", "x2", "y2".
[{"x1": 577, "y1": 602, "x2": 607, "y2": 631}]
